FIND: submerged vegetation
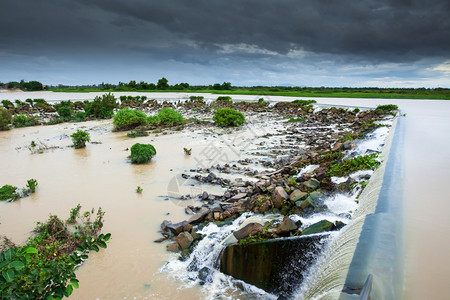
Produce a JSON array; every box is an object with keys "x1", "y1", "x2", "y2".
[
  {"x1": 0, "y1": 179, "x2": 38, "y2": 202},
  {"x1": 70, "y1": 130, "x2": 91, "y2": 149},
  {"x1": 0, "y1": 206, "x2": 110, "y2": 299}
]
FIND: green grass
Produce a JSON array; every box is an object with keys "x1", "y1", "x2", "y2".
[{"x1": 48, "y1": 88, "x2": 450, "y2": 100}]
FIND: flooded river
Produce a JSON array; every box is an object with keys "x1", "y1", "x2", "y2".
[{"x1": 0, "y1": 91, "x2": 449, "y2": 299}]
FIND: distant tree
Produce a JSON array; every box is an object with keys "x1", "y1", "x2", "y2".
[
  {"x1": 157, "y1": 77, "x2": 169, "y2": 90},
  {"x1": 128, "y1": 80, "x2": 137, "y2": 88},
  {"x1": 213, "y1": 83, "x2": 222, "y2": 90},
  {"x1": 221, "y1": 82, "x2": 232, "y2": 90}
]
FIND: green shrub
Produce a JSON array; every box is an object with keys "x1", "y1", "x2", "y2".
[
  {"x1": 130, "y1": 143, "x2": 156, "y2": 164},
  {"x1": 0, "y1": 207, "x2": 110, "y2": 299},
  {"x1": 1, "y1": 100, "x2": 14, "y2": 109},
  {"x1": 0, "y1": 185, "x2": 18, "y2": 201},
  {"x1": 327, "y1": 153, "x2": 379, "y2": 177},
  {"x1": 113, "y1": 108, "x2": 147, "y2": 130},
  {"x1": 213, "y1": 108, "x2": 246, "y2": 127},
  {"x1": 85, "y1": 93, "x2": 118, "y2": 119},
  {"x1": 71, "y1": 111, "x2": 87, "y2": 122},
  {"x1": 26, "y1": 179, "x2": 38, "y2": 193},
  {"x1": 291, "y1": 99, "x2": 317, "y2": 106},
  {"x1": 147, "y1": 115, "x2": 161, "y2": 126},
  {"x1": 70, "y1": 130, "x2": 91, "y2": 149},
  {"x1": 0, "y1": 108, "x2": 12, "y2": 130},
  {"x1": 57, "y1": 106, "x2": 72, "y2": 120},
  {"x1": 353, "y1": 108, "x2": 361, "y2": 113},
  {"x1": 12, "y1": 114, "x2": 38, "y2": 128},
  {"x1": 157, "y1": 108, "x2": 184, "y2": 126},
  {"x1": 375, "y1": 104, "x2": 398, "y2": 116}
]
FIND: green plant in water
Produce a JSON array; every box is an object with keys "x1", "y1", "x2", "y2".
[
  {"x1": 70, "y1": 129, "x2": 90, "y2": 149},
  {"x1": 136, "y1": 186, "x2": 143, "y2": 193},
  {"x1": 26, "y1": 179, "x2": 38, "y2": 193},
  {"x1": 320, "y1": 151, "x2": 344, "y2": 163},
  {"x1": 30, "y1": 140, "x2": 37, "y2": 148},
  {"x1": 113, "y1": 108, "x2": 148, "y2": 131},
  {"x1": 0, "y1": 206, "x2": 110, "y2": 299},
  {"x1": 130, "y1": 143, "x2": 156, "y2": 164},
  {"x1": 213, "y1": 108, "x2": 246, "y2": 127},
  {"x1": 0, "y1": 108, "x2": 12, "y2": 131},
  {"x1": 327, "y1": 153, "x2": 380, "y2": 177},
  {"x1": 184, "y1": 148, "x2": 192, "y2": 155},
  {"x1": 0, "y1": 185, "x2": 18, "y2": 201},
  {"x1": 12, "y1": 114, "x2": 38, "y2": 128},
  {"x1": 287, "y1": 177, "x2": 298, "y2": 188}
]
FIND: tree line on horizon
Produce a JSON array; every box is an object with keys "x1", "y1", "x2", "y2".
[{"x1": 0, "y1": 78, "x2": 448, "y2": 94}]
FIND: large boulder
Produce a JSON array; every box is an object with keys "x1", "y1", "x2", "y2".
[
  {"x1": 166, "y1": 221, "x2": 188, "y2": 235},
  {"x1": 303, "y1": 178, "x2": 320, "y2": 190},
  {"x1": 188, "y1": 207, "x2": 211, "y2": 224},
  {"x1": 233, "y1": 223, "x2": 264, "y2": 240},
  {"x1": 176, "y1": 232, "x2": 194, "y2": 250},
  {"x1": 289, "y1": 190, "x2": 308, "y2": 202},
  {"x1": 271, "y1": 186, "x2": 288, "y2": 208},
  {"x1": 276, "y1": 216, "x2": 298, "y2": 234},
  {"x1": 166, "y1": 242, "x2": 180, "y2": 252},
  {"x1": 302, "y1": 220, "x2": 336, "y2": 235}
]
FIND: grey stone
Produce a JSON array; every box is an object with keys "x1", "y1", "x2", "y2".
[
  {"x1": 276, "y1": 216, "x2": 298, "y2": 234},
  {"x1": 188, "y1": 207, "x2": 211, "y2": 224},
  {"x1": 289, "y1": 190, "x2": 308, "y2": 202}
]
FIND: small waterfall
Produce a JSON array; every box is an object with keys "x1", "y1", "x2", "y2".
[{"x1": 161, "y1": 212, "x2": 276, "y2": 299}]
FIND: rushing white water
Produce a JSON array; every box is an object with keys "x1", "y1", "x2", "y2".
[{"x1": 161, "y1": 212, "x2": 276, "y2": 300}]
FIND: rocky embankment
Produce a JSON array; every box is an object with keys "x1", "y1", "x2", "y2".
[{"x1": 156, "y1": 101, "x2": 396, "y2": 295}]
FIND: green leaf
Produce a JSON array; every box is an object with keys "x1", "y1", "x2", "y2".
[
  {"x1": 9, "y1": 261, "x2": 25, "y2": 271},
  {"x1": 104, "y1": 233, "x2": 111, "y2": 241},
  {"x1": 2, "y1": 269, "x2": 15, "y2": 282},
  {"x1": 66, "y1": 284, "x2": 73, "y2": 296},
  {"x1": 70, "y1": 279, "x2": 79, "y2": 289},
  {"x1": 4, "y1": 248, "x2": 15, "y2": 260},
  {"x1": 97, "y1": 240, "x2": 107, "y2": 248},
  {"x1": 25, "y1": 247, "x2": 38, "y2": 254},
  {"x1": 90, "y1": 245, "x2": 99, "y2": 252}
]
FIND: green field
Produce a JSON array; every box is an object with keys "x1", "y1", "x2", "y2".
[{"x1": 48, "y1": 88, "x2": 450, "y2": 100}]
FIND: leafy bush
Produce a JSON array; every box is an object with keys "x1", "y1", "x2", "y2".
[
  {"x1": 113, "y1": 108, "x2": 147, "y2": 130},
  {"x1": 71, "y1": 111, "x2": 87, "y2": 122},
  {"x1": 213, "y1": 108, "x2": 246, "y2": 127},
  {"x1": 0, "y1": 207, "x2": 110, "y2": 299},
  {"x1": 57, "y1": 106, "x2": 72, "y2": 120},
  {"x1": 70, "y1": 130, "x2": 91, "y2": 149},
  {"x1": 130, "y1": 143, "x2": 156, "y2": 164},
  {"x1": 0, "y1": 108, "x2": 12, "y2": 130},
  {"x1": 12, "y1": 114, "x2": 38, "y2": 128},
  {"x1": 1, "y1": 100, "x2": 14, "y2": 109},
  {"x1": 85, "y1": 93, "x2": 118, "y2": 119},
  {"x1": 375, "y1": 104, "x2": 398, "y2": 116},
  {"x1": 157, "y1": 108, "x2": 184, "y2": 126},
  {"x1": 26, "y1": 179, "x2": 38, "y2": 193},
  {"x1": 147, "y1": 115, "x2": 161, "y2": 126},
  {"x1": 0, "y1": 185, "x2": 18, "y2": 201},
  {"x1": 327, "y1": 153, "x2": 380, "y2": 177}
]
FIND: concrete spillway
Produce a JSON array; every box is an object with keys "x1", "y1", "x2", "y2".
[{"x1": 295, "y1": 115, "x2": 403, "y2": 299}]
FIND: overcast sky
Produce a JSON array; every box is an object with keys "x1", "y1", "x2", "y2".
[{"x1": 0, "y1": 0, "x2": 449, "y2": 87}]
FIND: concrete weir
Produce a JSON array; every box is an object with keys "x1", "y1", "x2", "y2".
[{"x1": 296, "y1": 115, "x2": 403, "y2": 299}]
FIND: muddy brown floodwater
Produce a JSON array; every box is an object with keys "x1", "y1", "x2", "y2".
[{"x1": 0, "y1": 110, "x2": 279, "y2": 299}]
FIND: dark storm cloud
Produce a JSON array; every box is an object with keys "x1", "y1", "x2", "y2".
[{"x1": 1, "y1": 0, "x2": 449, "y2": 61}]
